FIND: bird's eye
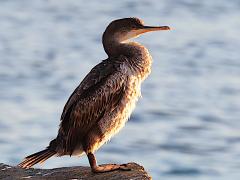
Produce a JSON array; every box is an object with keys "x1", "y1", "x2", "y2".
[{"x1": 131, "y1": 25, "x2": 138, "y2": 29}]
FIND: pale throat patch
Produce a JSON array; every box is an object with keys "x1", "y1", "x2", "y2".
[{"x1": 117, "y1": 29, "x2": 148, "y2": 43}]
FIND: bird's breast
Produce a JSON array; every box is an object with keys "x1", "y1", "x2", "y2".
[{"x1": 98, "y1": 75, "x2": 141, "y2": 140}]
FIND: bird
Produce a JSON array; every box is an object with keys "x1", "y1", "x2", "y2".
[{"x1": 18, "y1": 17, "x2": 170, "y2": 173}]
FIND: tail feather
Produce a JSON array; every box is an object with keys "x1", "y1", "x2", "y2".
[
  {"x1": 21, "y1": 151, "x2": 52, "y2": 167},
  {"x1": 18, "y1": 149, "x2": 56, "y2": 169}
]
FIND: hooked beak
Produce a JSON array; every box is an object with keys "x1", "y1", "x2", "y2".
[
  {"x1": 130, "y1": 25, "x2": 170, "y2": 38},
  {"x1": 119, "y1": 25, "x2": 170, "y2": 42},
  {"x1": 141, "y1": 25, "x2": 171, "y2": 32}
]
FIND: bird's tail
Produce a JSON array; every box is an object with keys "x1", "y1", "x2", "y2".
[{"x1": 18, "y1": 148, "x2": 56, "y2": 169}]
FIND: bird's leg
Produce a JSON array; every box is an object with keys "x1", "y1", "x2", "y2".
[{"x1": 87, "y1": 152, "x2": 131, "y2": 173}]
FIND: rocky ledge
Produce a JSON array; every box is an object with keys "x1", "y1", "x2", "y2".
[{"x1": 0, "y1": 162, "x2": 151, "y2": 180}]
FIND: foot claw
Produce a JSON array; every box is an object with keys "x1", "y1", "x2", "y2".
[
  {"x1": 92, "y1": 164, "x2": 131, "y2": 173},
  {"x1": 99, "y1": 163, "x2": 116, "y2": 167},
  {"x1": 118, "y1": 165, "x2": 131, "y2": 171},
  {"x1": 120, "y1": 163, "x2": 128, "y2": 167}
]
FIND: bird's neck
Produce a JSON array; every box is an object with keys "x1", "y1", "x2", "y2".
[
  {"x1": 103, "y1": 39, "x2": 152, "y2": 79},
  {"x1": 103, "y1": 38, "x2": 140, "y2": 57}
]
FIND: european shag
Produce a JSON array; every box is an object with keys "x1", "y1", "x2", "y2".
[{"x1": 18, "y1": 17, "x2": 170, "y2": 173}]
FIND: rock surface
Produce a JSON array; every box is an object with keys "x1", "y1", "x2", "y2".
[{"x1": 0, "y1": 162, "x2": 151, "y2": 180}]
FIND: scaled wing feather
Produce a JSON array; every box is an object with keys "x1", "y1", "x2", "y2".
[{"x1": 57, "y1": 58, "x2": 127, "y2": 154}]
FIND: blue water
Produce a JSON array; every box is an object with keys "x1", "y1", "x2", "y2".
[{"x1": 0, "y1": 0, "x2": 240, "y2": 179}]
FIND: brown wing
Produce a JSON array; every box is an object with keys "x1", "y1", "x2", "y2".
[{"x1": 57, "y1": 58, "x2": 127, "y2": 154}]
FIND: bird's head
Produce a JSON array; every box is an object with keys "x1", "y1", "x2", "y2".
[{"x1": 103, "y1": 17, "x2": 170, "y2": 43}]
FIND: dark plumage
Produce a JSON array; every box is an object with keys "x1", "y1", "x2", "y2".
[{"x1": 18, "y1": 17, "x2": 170, "y2": 172}]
